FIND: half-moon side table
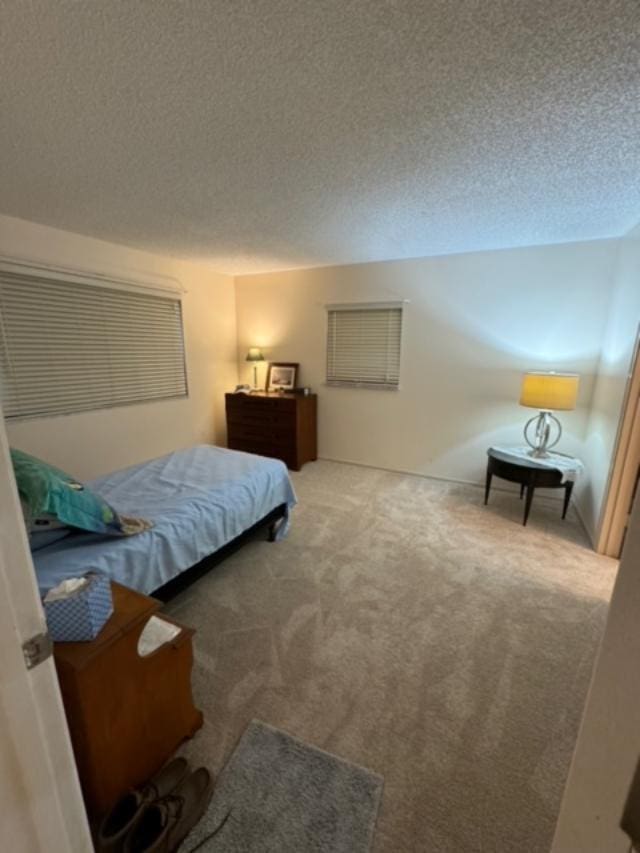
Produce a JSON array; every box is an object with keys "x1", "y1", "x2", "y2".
[{"x1": 484, "y1": 448, "x2": 576, "y2": 526}]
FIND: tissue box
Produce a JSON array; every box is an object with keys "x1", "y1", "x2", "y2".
[{"x1": 44, "y1": 573, "x2": 114, "y2": 642}]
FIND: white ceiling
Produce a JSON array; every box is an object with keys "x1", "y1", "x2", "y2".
[{"x1": 1, "y1": 1, "x2": 639, "y2": 275}]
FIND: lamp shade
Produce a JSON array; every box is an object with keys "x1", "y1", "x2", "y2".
[
  {"x1": 245, "y1": 347, "x2": 265, "y2": 363},
  {"x1": 520, "y1": 371, "x2": 579, "y2": 411}
]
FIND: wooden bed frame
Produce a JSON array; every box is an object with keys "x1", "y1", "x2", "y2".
[{"x1": 153, "y1": 502, "x2": 288, "y2": 602}]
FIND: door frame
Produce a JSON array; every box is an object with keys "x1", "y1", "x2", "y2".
[
  {"x1": 0, "y1": 409, "x2": 92, "y2": 852},
  {"x1": 597, "y1": 324, "x2": 640, "y2": 557}
]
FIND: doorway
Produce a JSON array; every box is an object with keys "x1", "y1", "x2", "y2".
[{"x1": 598, "y1": 326, "x2": 640, "y2": 557}]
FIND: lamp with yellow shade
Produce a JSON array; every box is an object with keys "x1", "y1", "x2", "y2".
[{"x1": 520, "y1": 371, "x2": 579, "y2": 457}]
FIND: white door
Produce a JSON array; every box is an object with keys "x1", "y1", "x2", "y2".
[
  {"x1": 552, "y1": 492, "x2": 640, "y2": 851},
  {"x1": 0, "y1": 408, "x2": 92, "y2": 852}
]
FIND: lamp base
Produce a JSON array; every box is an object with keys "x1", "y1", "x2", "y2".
[
  {"x1": 524, "y1": 410, "x2": 562, "y2": 457},
  {"x1": 528, "y1": 447, "x2": 552, "y2": 459}
]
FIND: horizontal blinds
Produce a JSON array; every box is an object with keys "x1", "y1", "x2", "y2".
[
  {"x1": 326, "y1": 305, "x2": 403, "y2": 389},
  {"x1": 0, "y1": 270, "x2": 187, "y2": 420}
]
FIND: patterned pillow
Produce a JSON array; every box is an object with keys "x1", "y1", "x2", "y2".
[{"x1": 11, "y1": 448, "x2": 151, "y2": 537}]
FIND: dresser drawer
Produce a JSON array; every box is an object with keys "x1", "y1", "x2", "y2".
[
  {"x1": 226, "y1": 394, "x2": 295, "y2": 413},
  {"x1": 229, "y1": 422, "x2": 295, "y2": 444},
  {"x1": 227, "y1": 408, "x2": 295, "y2": 429}
]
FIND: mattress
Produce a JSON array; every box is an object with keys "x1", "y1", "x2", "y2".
[{"x1": 32, "y1": 445, "x2": 297, "y2": 595}]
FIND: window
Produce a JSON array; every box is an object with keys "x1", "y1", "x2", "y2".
[
  {"x1": 326, "y1": 302, "x2": 403, "y2": 389},
  {"x1": 0, "y1": 262, "x2": 188, "y2": 420}
]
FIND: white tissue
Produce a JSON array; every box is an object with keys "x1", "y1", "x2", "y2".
[
  {"x1": 44, "y1": 577, "x2": 89, "y2": 602},
  {"x1": 137, "y1": 615, "x2": 181, "y2": 656}
]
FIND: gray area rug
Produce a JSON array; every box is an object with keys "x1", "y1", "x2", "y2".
[
  {"x1": 167, "y1": 460, "x2": 617, "y2": 851},
  {"x1": 183, "y1": 719, "x2": 383, "y2": 852}
]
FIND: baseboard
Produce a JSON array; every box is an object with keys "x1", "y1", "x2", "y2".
[
  {"x1": 315, "y1": 455, "x2": 566, "y2": 502},
  {"x1": 573, "y1": 499, "x2": 596, "y2": 548}
]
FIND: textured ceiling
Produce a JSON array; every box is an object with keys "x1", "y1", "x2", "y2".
[{"x1": 1, "y1": 1, "x2": 639, "y2": 275}]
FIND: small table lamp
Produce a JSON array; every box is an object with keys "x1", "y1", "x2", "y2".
[
  {"x1": 246, "y1": 347, "x2": 265, "y2": 390},
  {"x1": 519, "y1": 371, "x2": 579, "y2": 457}
]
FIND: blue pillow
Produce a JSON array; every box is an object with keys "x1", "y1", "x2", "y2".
[{"x1": 11, "y1": 448, "x2": 150, "y2": 537}]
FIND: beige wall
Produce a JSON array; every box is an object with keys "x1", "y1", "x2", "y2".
[
  {"x1": 581, "y1": 233, "x2": 640, "y2": 537},
  {"x1": 0, "y1": 215, "x2": 238, "y2": 480},
  {"x1": 235, "y1": 241, "x2": 617, "y2": 493},
  {"x1": 552, "y1": 492, "x2": 640, "y2": 852}
]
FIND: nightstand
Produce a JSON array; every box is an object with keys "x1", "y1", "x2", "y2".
[{"x1": 53, "y1": 583, "x2": 203, "y2": 817}]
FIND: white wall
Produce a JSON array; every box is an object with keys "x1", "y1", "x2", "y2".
[
  {"x1": 580, "y1": 233, "x2": 640, "y2": 537},
  {"x1": 235, "y1": 240, "x2": 617, "y2": 490},
  {"x1": 552, "y1": 492, "x2": 640, "y2": 852},
  {"x1": 0, "y1": 215, "x2": 238, "y2": 480}
]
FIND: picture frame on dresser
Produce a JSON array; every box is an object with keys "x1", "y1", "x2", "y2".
[{"x1": 266, "y1": 362, "x2": 298, "y2": 392}]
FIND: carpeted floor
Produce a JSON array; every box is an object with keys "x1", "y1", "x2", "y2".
[{"x1": 166, "y1": 460, "x2": 617, "y2": 852}]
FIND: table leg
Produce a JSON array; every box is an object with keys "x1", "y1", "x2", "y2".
[
  {"x1": 523, "y1": 484, "x2": 535, "y2": 526},
  {"x1": 562, "y1": 480, "x2": 574, "y2": 519},
  {"x1": 484, "y1": 469, "x2": 492, "y2": 505},
  {"x1": 519, "y1": 483, "x2": 525, "y2": 499}
]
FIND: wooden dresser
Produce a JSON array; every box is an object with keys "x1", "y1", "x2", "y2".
[
  {"x1": 54, "y1": 583, "x2": 203, "y2": 818},
  {"x1": 226, "y1": 391, "x2": 317, "y2": 471}
]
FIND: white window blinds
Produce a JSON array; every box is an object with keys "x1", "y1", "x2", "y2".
[
  {"x1": 0, "y1": 266, "x2": 188, "y2": 420},
  {"x1": 326, "y1": 302, "x2": 403, "y2": 389}
]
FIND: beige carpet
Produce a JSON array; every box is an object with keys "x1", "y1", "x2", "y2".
[{"x1": 165, "y1": 460, "x2": 617, "y2": 852}]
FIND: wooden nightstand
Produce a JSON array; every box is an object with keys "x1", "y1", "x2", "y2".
[
  {"x1": 53, "y1": 583, "x2": 203, "y2": 818},
  {"x1": 226, "y1": 391, "x2": 317, "y2": 470}
]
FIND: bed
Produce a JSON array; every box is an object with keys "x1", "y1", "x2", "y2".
[{"x1": 31, "y1": 444, "x2": 297, "y2": 596}]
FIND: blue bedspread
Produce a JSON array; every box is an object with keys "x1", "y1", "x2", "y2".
[{"x1": 32, "y1": 445, "x2": 297, "y2": 595}]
